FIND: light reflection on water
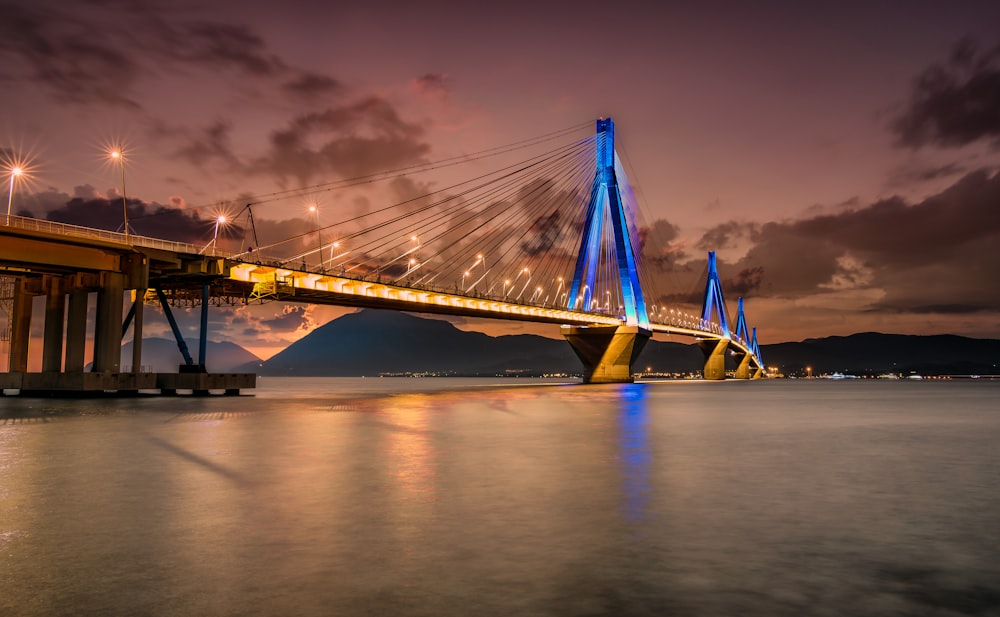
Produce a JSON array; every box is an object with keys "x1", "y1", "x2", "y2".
[{"x1": 1, "y1": 378, "x2": 999, "y2": 616}]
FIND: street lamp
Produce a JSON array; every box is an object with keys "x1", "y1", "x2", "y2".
[
  {"x1": 210, "y1": 215, "x2": 227, "y2": 254},
  {"x1": 6, "y1": 166, "x2": 23, "y2": 222},
  {"x1": 309, "y1": 203, "x2": 323, "y2": 270},
  {"x1": 109, "y1": 148, "x2": 128, "y2": 240}
]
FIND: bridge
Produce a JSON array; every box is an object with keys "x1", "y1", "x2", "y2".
[{"x1": 0, "y1": 118, "x2": 764, "y2": 394}]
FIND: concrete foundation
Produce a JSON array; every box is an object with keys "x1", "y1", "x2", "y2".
[
  {"x1": 562, "y1": 325, "x2": 651, "y2": 384},
  {"x1": 698, "y1": 338, "x2": 729, "y2": 381},
  {"x1": 0, "y1": 372, "x2": 255, "y2": 396}
]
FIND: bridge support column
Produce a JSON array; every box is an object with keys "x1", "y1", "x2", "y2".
[
  {"x1": 8, "y1": 278, "x2": 33, "y2": 373},
  {"x1": 734, "y1": 351, "x2": 751, "y2": 380},
  {"x1": 698, "y1": 338, "x2": 728, "y2": 381},
  {"x1": 65, "y1": 289, "x2": 90, "y2": 372},
  {"x1": 130, "y1": 289, "x2": 145, "y2": 374},
  {"x1": 562, "y1": 325, "x2": 651, "y2": 384},
  {"x1": 42, "y1": 277, "x2": 66, "y2": 372},
  {"x1": 92, "y1": 272, "x2": 124, "y2": 374}
]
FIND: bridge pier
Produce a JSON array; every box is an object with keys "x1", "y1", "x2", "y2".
[
  {"x1": 562, "y1": 325, "x2": 651, "y2": 384},
  {"x1": 42, "y1": 276, "x2": 66, "y2": 372},
  {"x1": 698, "y1": 338, "x2": 728, "y2": 381},
  {"x1": 65, "y1": 287, "x2": 90, "y2": 372},
  {"x1": 7, "y1": 278, "x2": 32, "y2": 373},
  {"x1": 92, "y1": 272, "x2": 125, "y2": 374},
  {"x1": 734, "y1": 350, "x2": 751, "y2": 380}
]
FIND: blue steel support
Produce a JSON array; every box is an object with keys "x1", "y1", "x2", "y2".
[
  {"x1": 734, "y1": 297, "x2": 749, "y2": 344},
  {"x1": 568, "y1": 175, "x2": 604, "y2": 310},
  {"x1": 701, "y1": 251, "x2": 730, "y2": 335},
  {"x1": 568, "y1": 118, "x2": 648, "y2": 327},
  {"x1": 198, "y1": 284, "x2": 209, "y2": 367},
  {"x1": 751, "y1": 327, "x2": 762, "y2": 366},
  {"x1": 155, "y1": 288, "x2": 194, "y2": 367}
]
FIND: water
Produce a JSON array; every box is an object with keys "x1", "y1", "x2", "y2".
[{"x1": 2, "y1": 378, "x2": 999, "y2": 616}]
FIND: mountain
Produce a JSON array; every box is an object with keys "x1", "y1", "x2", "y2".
[
  {"x1": 249, "y1": 309, "x2": 718, "y2": 376},
  {"x1": 120, "y1": 338, "x2": 261, "y2": 373},
  {"x1": 243, "y1": 310, "x2": 1000, "y2": 377},
  {"x1": 762, "y1": 333, "x2": 1000, "y2": 376}
]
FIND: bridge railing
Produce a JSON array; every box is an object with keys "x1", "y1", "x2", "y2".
[{"x1": 2, "y1": 214, "x2": 240, "y2": 258}]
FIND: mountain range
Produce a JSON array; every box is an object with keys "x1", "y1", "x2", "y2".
[
  {"x1": 232, "y1": 309, "x2": 999, "y2": 377},
  {"x1": 119, "y1": 338, "x2": 261, "y2": 373}
]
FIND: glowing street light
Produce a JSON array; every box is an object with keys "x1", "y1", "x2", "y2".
[
  {"x1": 6, "y1": 165, "x2": 23, "y2": 221},
  {"x1": 109, "y1": 148, "x2": 129, "y2": 240},
  {"x1": 210, "y1": 215, "x2": 228, "y2": 253}
]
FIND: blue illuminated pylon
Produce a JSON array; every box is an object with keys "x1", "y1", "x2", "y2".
[
  {"x1": 567, "y1": 118, "x2": 649, "y2": 328},
  {"x1": 701, "y1": 251, "x2": 730, "y2": 336},
  {"x1": 751, "y1": 327, "x2": 763, "y2": 365},
  {"x1": 734, "y1": 297, "x2": 749, "y2": 344}
]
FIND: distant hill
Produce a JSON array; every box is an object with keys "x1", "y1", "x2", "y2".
[
  {"x1": 240, "y1": 310, "x2": 1000, "y2": 377},
  {"x1": 762, "y1": 333, "x2": 1000, "y2": 376},
  {"x1": 247, "y1": 309, "x2": 702, "y2": 376},
  {"x1": 120, "y1": 338, "x2": 261, "y2": 373}
]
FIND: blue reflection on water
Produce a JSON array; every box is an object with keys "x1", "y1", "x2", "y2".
[{"x1": 617, "y1": 382, "x2": 650, "y2": 523}]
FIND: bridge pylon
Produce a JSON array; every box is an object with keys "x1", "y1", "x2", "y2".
[
  {"x1": 732, "y1": 297, "x2": 752, "y2": 379},
  {"x1": 562, "y1": 117, "x2": 650, "y2": 383},
  {"x1": 698, "y1": 251, "x2": 731, "y2": 380}
]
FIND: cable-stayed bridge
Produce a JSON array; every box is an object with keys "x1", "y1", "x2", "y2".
[{"x1": 0, "y1": 118, "x2": 763, "y2": 394}]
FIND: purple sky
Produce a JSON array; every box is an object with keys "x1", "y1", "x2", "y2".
[{"x1": 3, "y1": 0, "x2": 1000, "y2": 357}]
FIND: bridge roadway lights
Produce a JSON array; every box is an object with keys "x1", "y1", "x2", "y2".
[
  {"x1": 698, "y1": 338, "x2": 729, "y2": 381},
  {"x1": 562, "y1": 324, "x2": 651, "y2": 384}
]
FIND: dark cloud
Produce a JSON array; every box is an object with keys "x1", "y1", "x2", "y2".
[
  {"x1": 259, "y1": 305, "x2": 311, "y2": 333},
  {"x1": 172, "y1": 120, "x2": 243, "y2": 171},
  {"x1": 412, "y1": 73, "x2": 450, "y2": 99},
  {"x1": 889, "y1": 162, "x2": 968, "y2": 188},
  {"x1": 520, "y1": 210, "x2": 562, "y2": 257},
  {"x1": 696, "y1": 220, "x2": 757, "y2": 251},
  {"x1": 42, "y1": 194, "x2": 244, "y2": 245},
  {"x1": 177, "y1": 22, "x2": 285, "y2": 76},
  {"x1": 252, "y1": 97, "x2": 431, "y2": 187},
  {"x1": 0, "y1": 2, "x2": 338, "y2": 110},
  {"x1": 727, "y1": 168, "x2": 1000, "y2": 313},
  {"x1": 0, "y1": 3, "x2": 142, "y2": 107},
  {"x1": 893, "y1": 37, "x2": 1000, "y2": 149},
  {"x1": 283, "y1": 73, "x2": 342, "y2": 98}
]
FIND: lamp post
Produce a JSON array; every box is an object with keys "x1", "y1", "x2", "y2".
[
  {"x1": 309, "y1": 204, "x2": 323, "y2": 270},
  {"x1": 210, "y1": 215, "x2": 227, "y2": 254},
  {"x1": 6, "y1": 166, "x2": 22, "y2": 223},
  {"x1": 109, "y1": 149, "x2": 128, "y2": 240}
]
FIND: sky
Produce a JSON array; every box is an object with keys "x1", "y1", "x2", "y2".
[{"x1": 2, "y1": 0, "x2": 1000, "y2": 360}]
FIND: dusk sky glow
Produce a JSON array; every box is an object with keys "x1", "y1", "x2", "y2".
[{"x1": 3, "y1": 0, "x2": 1000, "y2": 358}]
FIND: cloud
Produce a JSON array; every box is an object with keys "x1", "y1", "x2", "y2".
[
  {"x1": 695, "y1": 220, "x2": 757, "y2": 251},
  {"x1": 250, "y1": 97, "x2": 431, "y2": 187},
  {"x1": 0, "y1": 3, "x2": 142, "y2": 107},
  {"x1": 259, "y1": 305, "x2": 313, "y2": 333},
  {"x1": 42, "y1": 194, "x2": 243, "y2": 244},
  {"x1": 0, "y1": 2, "x2": 341, "y2": 111},
  {"x1": 892, "y1": 37, "x2": 1000, "y2": 149},
  {"x1": 412, "y1": 73, "x2": 451, "y2": 99},
  {"x1": 725, "y1": 168, "x2": 1000, "y2": 315},
  {"x1": 283, "y1": 72, "x2": 342, "y2": 98}
]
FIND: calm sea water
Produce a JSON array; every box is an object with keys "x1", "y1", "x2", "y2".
[{"x1": 2, "y1": 378, "x2": 999, "y2": 616}]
